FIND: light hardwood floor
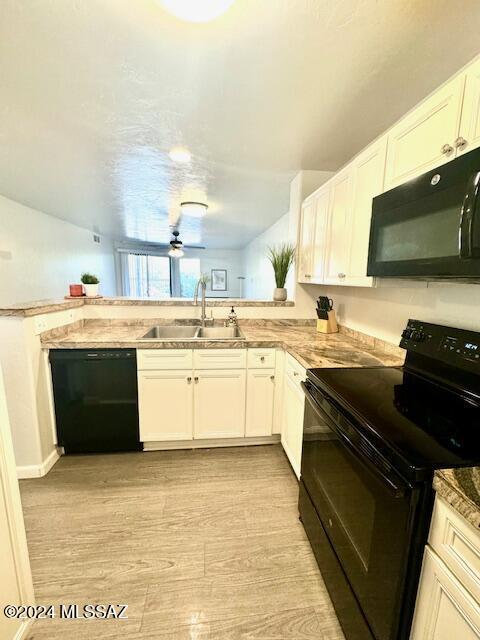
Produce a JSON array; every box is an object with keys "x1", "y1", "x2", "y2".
[{"x1": 20, "y1": 445, "x2": 344, "y2": 639}]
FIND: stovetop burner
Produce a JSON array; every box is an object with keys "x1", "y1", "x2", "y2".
[
  {"x1": 307, "y1": 365, "x2": 480, "y2": 478},
  {"x1": 307, "y1": 319, "x2": 480, "y2": 481}
]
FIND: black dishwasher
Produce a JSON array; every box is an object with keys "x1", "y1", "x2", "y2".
[{"x1": 49, "y1": 349, "x2": 141, "y2": 454}]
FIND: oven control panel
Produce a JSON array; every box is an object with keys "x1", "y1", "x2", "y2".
[{"x1": 400, "y1": 319, "x2": 480, "y2": 372}]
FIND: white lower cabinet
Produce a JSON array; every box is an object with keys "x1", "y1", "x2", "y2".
[
  {"x1": 138, "y1": 370, "x2": 193, "y2": 441},
  {"x1": 137, "y1": 348, "x2": 285, "y2": 445},
  {"x1": 193, "y1": 369, "x2": 246, "y2": 439},
  {"x1": 411, "y1": 547, "x2": 480, "y2": 640},
  {"x1": 245, "y1": 369, "x2": 275, "y2": 437},
  {"x1": 411, "y1": 496, "x2": 480, "y2": 640},
  {"x1": 281, "y1": 355, "x2": 306, "y2": 478}
]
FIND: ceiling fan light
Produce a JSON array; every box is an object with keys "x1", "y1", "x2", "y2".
[
  {"x1": 169, "y1": 147, "x2": 191, "y2": 163},
  {"x1": 180, "y1": 201, "x2": 208, "y2": 218},
  {"x1": 168, "y1": 246, "x2": 184, "y2": 258}
]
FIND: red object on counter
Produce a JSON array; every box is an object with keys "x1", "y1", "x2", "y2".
[{"x1": 69, "y1": 284, "x2": 83, "y2": 297}]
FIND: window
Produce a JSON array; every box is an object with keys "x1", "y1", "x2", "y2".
[
  {"x1": 126, "y1": 254, "x2": 171, "y2": 297},
  {"x1": 122, "y1": 252, "x2": 201, "y2": 298},
  {"x1": 179, "y1": 258, "x2": 201, "y2": 297}
]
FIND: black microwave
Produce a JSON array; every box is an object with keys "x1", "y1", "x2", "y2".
[{"x1": 367, "y1": 146, "x2": 480, "y2": 278}]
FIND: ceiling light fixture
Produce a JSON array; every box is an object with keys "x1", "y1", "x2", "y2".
[
  {"x1": 169, "y1": 147, "x2": 191, "y2": 163},
  {"x1": 180, "y1": 201, "x2": 208, "y2": 218},
  {"x1": 168, "y1": 230, "x2": 184, "y2": 258},
  {"x1": 159, "y1": 0, "x2": 235, "y2": 23}
]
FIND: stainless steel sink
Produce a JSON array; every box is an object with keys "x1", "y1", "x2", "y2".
[
  {"x1": 196, "y1": 326, "x2": 245, "y2": 339},
  {"x1": 140, "y1": 325, "x2": 199, "y2": 339}
]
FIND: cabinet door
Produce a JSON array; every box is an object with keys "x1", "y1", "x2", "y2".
[
  {"x1": 411, "y1": 547, "x2": 480, "y2": 640},
  {"x1": 297, "y1": 198, "x2": 316, "y2": 283},
  {"x1": 458, "y1": 58, "x2": 480, "y2": 155},
  {"x1": 272, "y1": 350, "x2": 285, "y2": 435},
  {"x1": 324, "y1": 168, "x2": 353, "y2": 284},
  {"x1": 345, "y1": 137, "x2": 387, "y2": 287},
  {"x1": 138, "y1": 370, "x2": 193, "y2": 441},
  {"x1": 311, "y1": 185, "x2": 331, "y2": 283},
  {"x1": 281, "y1": 372, "x2": 305, "y2": 479},
  {"x1": 194, "y1": 370, "x2": 246, "y2": 439},
  {"x1": 385, "y1": 74, "x2": 465, "y2": 189},
  {"x1": 245, "y1": 369, "x2": 275, "y2": 437}
]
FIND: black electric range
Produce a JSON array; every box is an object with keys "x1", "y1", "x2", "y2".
[{"x1": 299, "y1": 320, "x2": 480, "y2": 640}]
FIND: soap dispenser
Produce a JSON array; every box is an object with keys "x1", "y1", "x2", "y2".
[{"x1": 225, "y1": 306, "x2": 238, "y2": 327}]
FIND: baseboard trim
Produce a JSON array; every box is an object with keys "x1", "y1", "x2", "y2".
[
  {"x1": 17, "y1": 448, "x2": 60, "y2": 479},
  {"x1": 143, "y1": 435, "x2": 280, "y2": 451},
  {"x1": 14, "y1": 619, "x2": 32, "y2": 640}
]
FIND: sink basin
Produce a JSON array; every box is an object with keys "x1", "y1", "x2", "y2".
[
  {"x1": 141, "y1": 325, "x2": 199, "y2": 339},
  {"x1": 196, "y1": 326, "x2": 245, "y2": 339}
]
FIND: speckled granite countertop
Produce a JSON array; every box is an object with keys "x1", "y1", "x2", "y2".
[
  {"x1": 41, "y1": 320, "x2": 404, "y2": 369},
  {"x1": 434, "y1": 468, "x2": 480, "y2": 529},
  {"x1": 0, "y1": 297, "x2": 293, "y2": 316}
]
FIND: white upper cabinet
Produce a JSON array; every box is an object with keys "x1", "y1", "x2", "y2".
[
  {"x1": 311, "y1": 186, "x2": 331, "y2": 283},
  {"x1": 298, "y1": 198, "x2": 316, "y2": 282},
  {"x1": 296, "y1": 54, "x2": 480, "y2": 289},
  {"x1": 324, "y1": 168, "x2": 354, "y2": 284},
  {"x1": 298, "y1": 185, "x2": 331, "y2": 284},
  {"x1": 384, "y1": 74, "x2": 465, "y2": 189},
  {"x1": 344, "y1": 137, "x2": 387, "y2": 287},
  {"x1": 458, "y1": 57, "x2": 480, "y2": 155}
]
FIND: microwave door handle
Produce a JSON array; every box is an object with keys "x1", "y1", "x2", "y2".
[
  {"x1": 459, "y1": 171, "x2": 480, "y2": 259},
  {"x1": 301, "y1": 383, "x2": 408, "y2": 498}
]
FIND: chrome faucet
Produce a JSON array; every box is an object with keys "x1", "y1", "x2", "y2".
[{"x1": 194, "y1": 278, "x2": 214, "y2": 327}]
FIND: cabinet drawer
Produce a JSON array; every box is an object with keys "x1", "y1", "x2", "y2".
[
  {"x1": 429, "y1": 495, "x2": 480, "y2": 604},
  {"x1": 193, "y1": 349, "x2": 246, "y2": 370},
  {"x1": 247, "y1": 348, "x2": 276, "y2": 369},
  {"x1": 285, "y1": 352, "x2": 306, "y2": 389},
  {"x1": 137, "y1": 349, "x2": 193, "y2": 370}
]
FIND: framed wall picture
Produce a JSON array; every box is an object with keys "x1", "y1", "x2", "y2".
[{"x1": 211, "y1": 269, "x2": 227, "y2": 291}]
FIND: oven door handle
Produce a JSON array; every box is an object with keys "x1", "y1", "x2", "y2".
[
  {"x1": 459, "y1": 170, "x2": 480, "y2": 259},
  {"x1": 301, "y1": 382, "x2": 409, "y2": 498}
]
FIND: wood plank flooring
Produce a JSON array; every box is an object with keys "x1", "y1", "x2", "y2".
[{"x1": 20, "y1": 445, "x2": 344, "y2": 639}]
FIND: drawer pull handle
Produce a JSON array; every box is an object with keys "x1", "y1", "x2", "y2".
[
  {"x1": 194, "y1": 376, "x2": 199, "y2": 383},
  {"x1": 260, "y1": 356, "x2": 265, "y2": 362},
  {"x1": 270, "y1": 375, "x2": 275, "y2": 380},
  {"x1": 293, "y1": 372, "x2": 299, "y2": 377},
  {"x1": 187, "y1": 376, "x2": 192, "y2": 383}
]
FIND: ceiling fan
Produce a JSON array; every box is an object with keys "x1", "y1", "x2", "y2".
[{"x1": 165, "y1": 229, "x2": 205, "y2": 257}]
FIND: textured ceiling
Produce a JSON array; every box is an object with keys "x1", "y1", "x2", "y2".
[{"x1": 1, "y1": 1, "x2": 480, "y2": 248}]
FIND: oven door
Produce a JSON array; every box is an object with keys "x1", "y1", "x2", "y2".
[
  {"x1": 300, "y1": 381, "x2": 415, "y2": 640},
  {"x1": 367, "y1": 147, "x2": 480, "y2": 278}
]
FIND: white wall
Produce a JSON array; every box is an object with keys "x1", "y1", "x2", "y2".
[
  {"x1": 326, "y1": 281, "x2": 480, "y2": 345},
  {"x1": 188, "y1": 248, "x2": 244, "y2": 298},
  {"x1": 0, "y1": 194, "x2": 116, "y2": 305},
  {"x1": 242, "y1": 213, "x2": 294, "y2": 300}
]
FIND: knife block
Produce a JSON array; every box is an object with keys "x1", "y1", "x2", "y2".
[{"x1": 316, "y1": 310, "x2": 338, "y2": 334}]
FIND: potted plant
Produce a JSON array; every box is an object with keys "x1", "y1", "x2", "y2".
[
  {"x1": 267, "y1": 243, "x2": 296, "y2": 301},
  {"x1": 81, "y1": 273, "x2": 100, "y2": 298}
]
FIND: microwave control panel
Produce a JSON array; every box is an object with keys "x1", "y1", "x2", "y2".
[{"x1": 400, "y1": 319, "x2": 480, "y2": 372}]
